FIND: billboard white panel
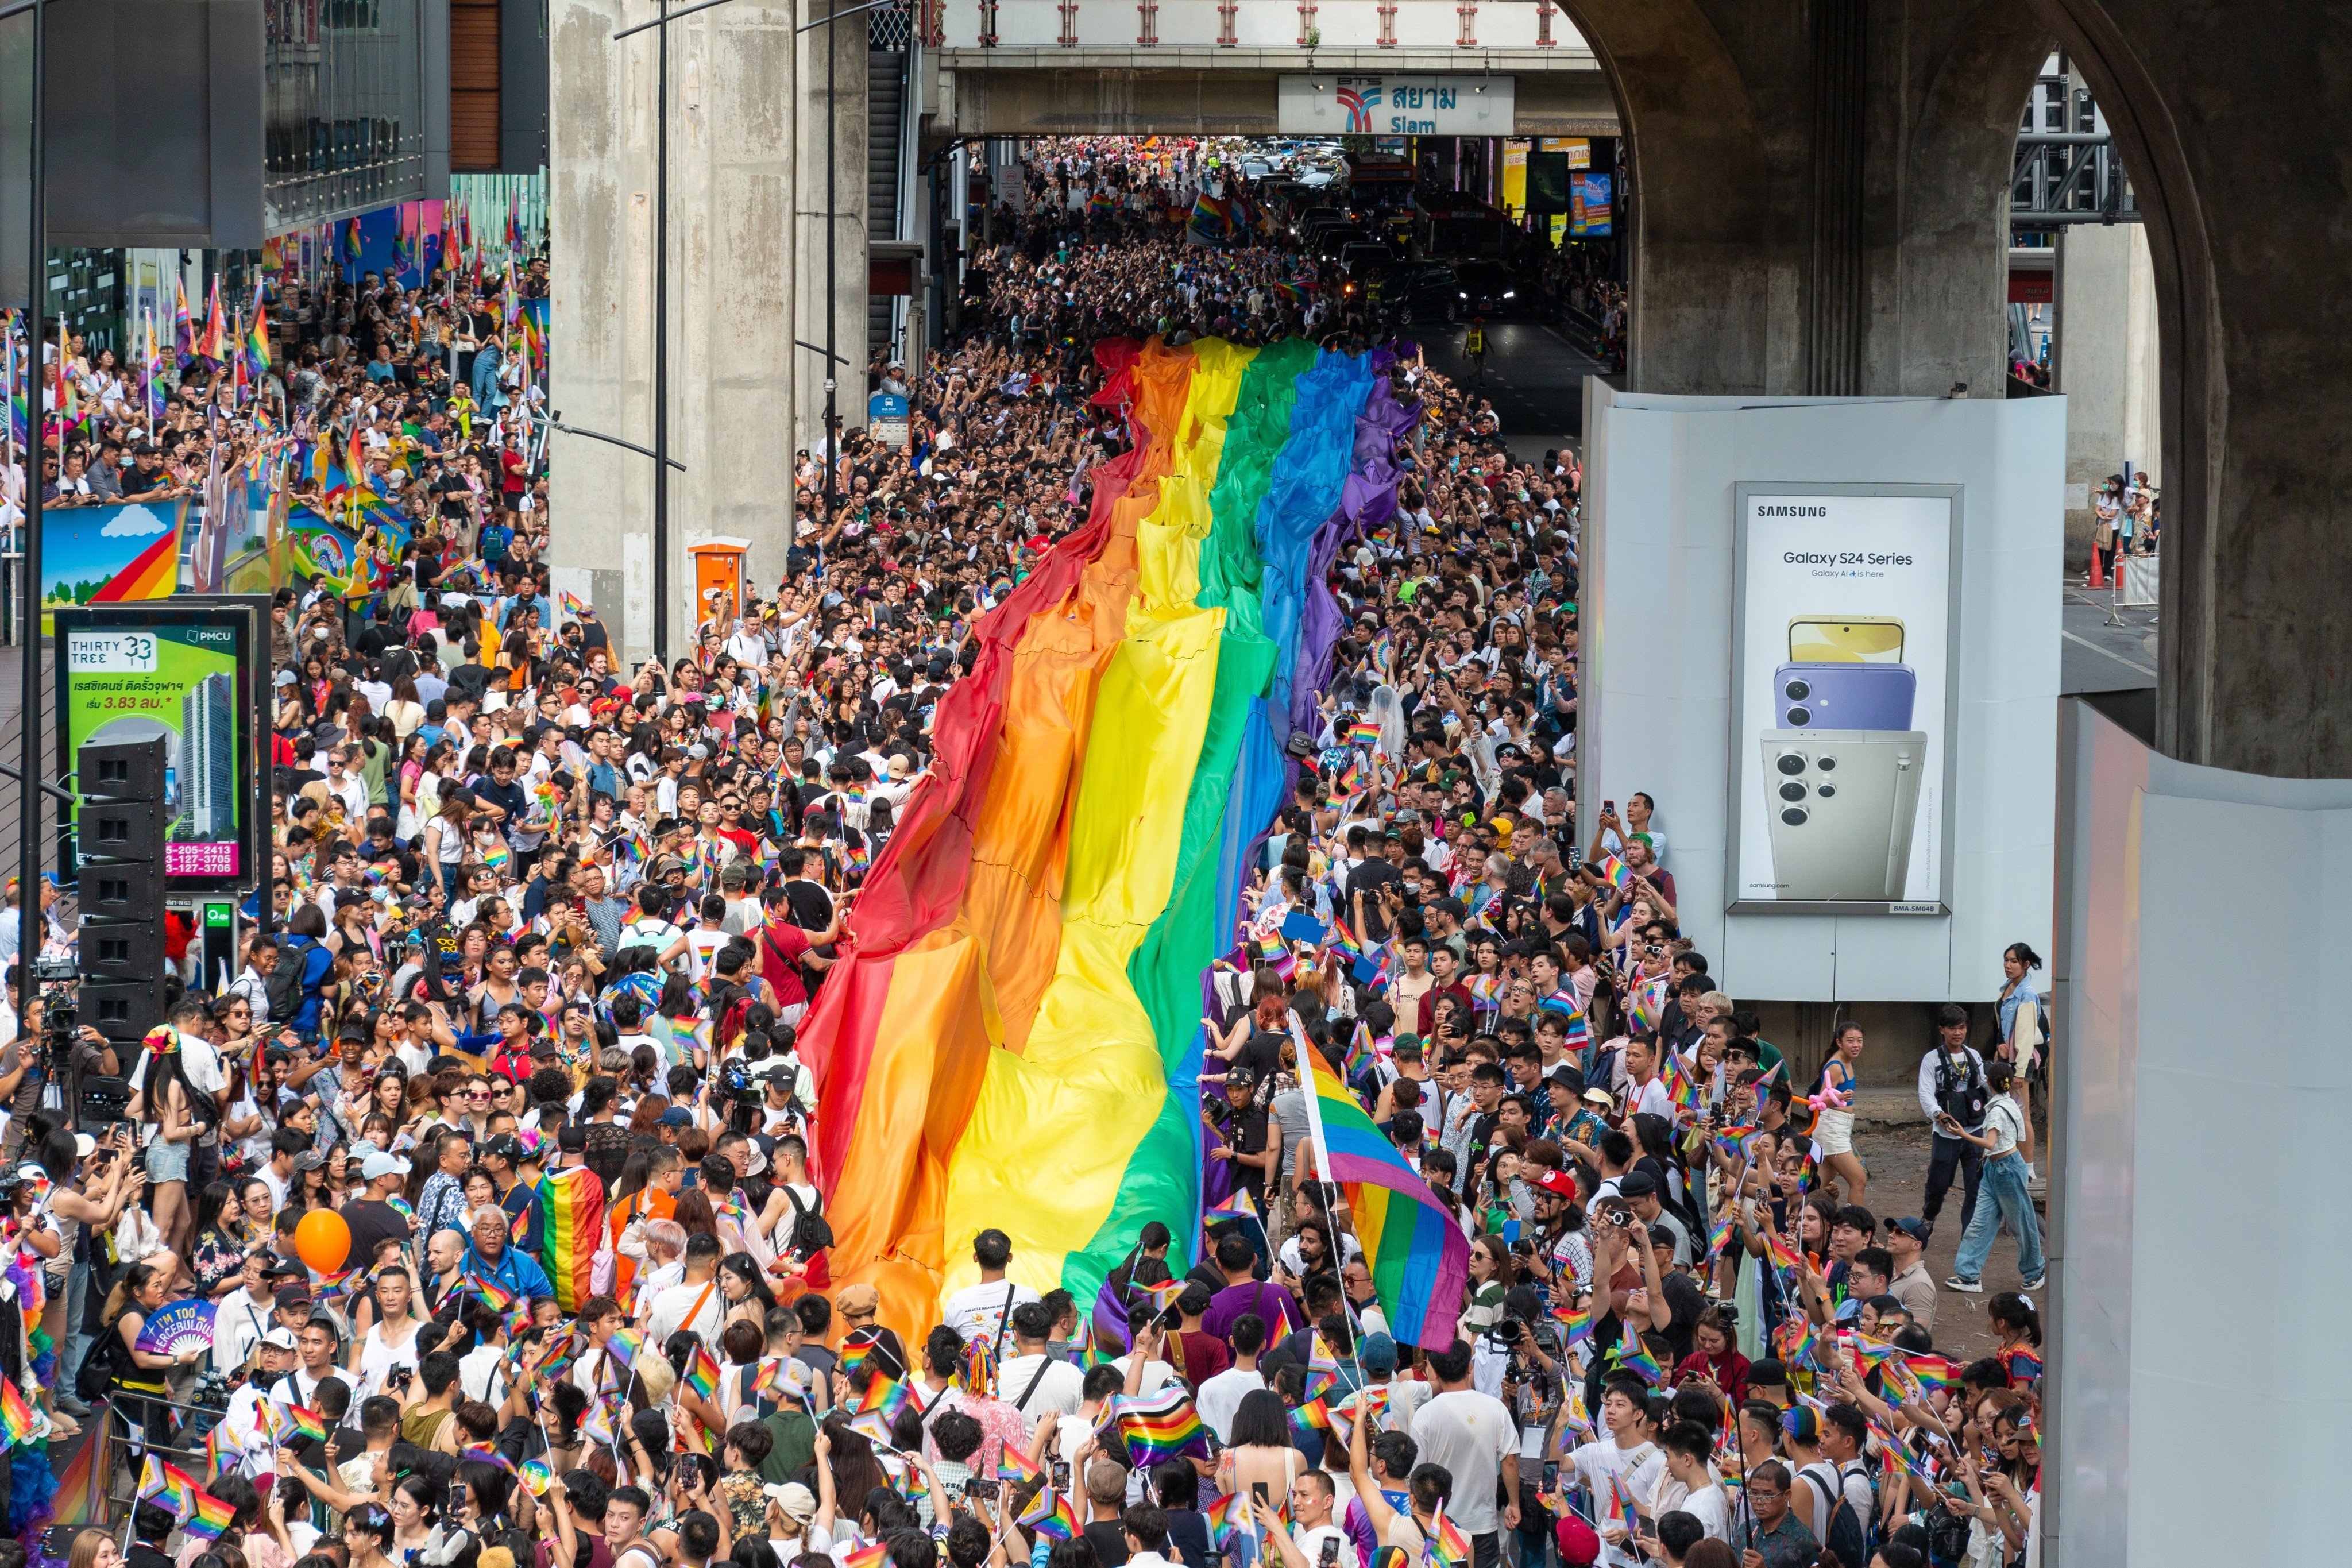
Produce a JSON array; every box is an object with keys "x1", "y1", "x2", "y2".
[{"x1": 1579, "y1": 385, "x2": 2062, "y2": 1003}]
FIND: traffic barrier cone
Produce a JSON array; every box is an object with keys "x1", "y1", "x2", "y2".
[{"x1": 2087, "y1": 546, "x2": 2107, "y2": 589}]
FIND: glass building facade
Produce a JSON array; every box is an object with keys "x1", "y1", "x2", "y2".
[{"x1": 265, "y1": 0, "x2": 445, "y2": 233}]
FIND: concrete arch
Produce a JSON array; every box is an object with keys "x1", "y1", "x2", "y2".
[
  {"x1": 1554, "y1": 0, "x2": 1783, "y2": 394},
  {"x1": 1882, "y1": 0, "x2": 2053, "y2": 397},
  {"x1": 2025, "y1": 1, "x2": 2233, "y2": 769}
]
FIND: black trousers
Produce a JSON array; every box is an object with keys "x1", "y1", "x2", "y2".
[{"x1": 1923, "y1": 1133, "x2": 1983, "y2": 1235}]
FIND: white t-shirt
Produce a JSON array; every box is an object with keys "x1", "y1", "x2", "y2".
[
  {"x1": 940, "y1": 1278, "x2": 1040, "y2": 1348},
  {"x1": 354, "y1": 1322, "x2": 426, "y2": 1397},
  {"x1": 1196, "y1": 1365, "x2": 1266, "y2": 1443},
  {"x1": 1409, "y1": 1390, "x2": 1518, "y2": 1535},
  {"x1": 213, "y1": 1290, "x2": 277, "y2": 1376},
  {"x1": 647, "y1": 1275, "x2": 727, "y2": 1346},
  {"x1": 998, "y1": 1352, "x2": 1087, "y2": 1431},
  {"x1": 1566, "y1": 1436, "x2": 1664, "y2": 1568},
  {"x1": 459, "y1": 1342, "x2": 512, "y2": 1406}
]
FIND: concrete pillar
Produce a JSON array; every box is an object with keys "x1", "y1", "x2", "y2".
[
  {"x1": 547, "y1": 0, "x2": 798, "y2": 667},
  {"x1": 795, "y1": 1, "x2": 870, "y2": 454},
  {"x1": 2042, "y1": 0, "x2": 2352, "y2": 775},
  {"x1": 2053, "y1": 221, "x2": 2160, "y2": 563}
]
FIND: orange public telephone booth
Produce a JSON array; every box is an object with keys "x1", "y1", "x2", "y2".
[{"x1": 689, "y1": 538, "x2": 751, "y2": 629}]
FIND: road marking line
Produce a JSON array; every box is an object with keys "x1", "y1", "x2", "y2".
[{"x1": 2062, "y1": 628, "x2": 2156, "y2": 677}]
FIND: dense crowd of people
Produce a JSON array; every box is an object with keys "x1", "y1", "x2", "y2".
[{"x1": 0, "y1": 138, "x2": 2042, "y2": 1568}]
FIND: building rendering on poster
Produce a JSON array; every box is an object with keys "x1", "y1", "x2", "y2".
[
  {"x1": 56, "y1": 601, "x2": 267, "y2": 890},
  {"x1": 1728, "y1": 485, "x2": 1958, "y2": 913}
]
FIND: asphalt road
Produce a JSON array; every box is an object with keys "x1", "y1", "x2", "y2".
[{"x1": 1414, "y1": 317, "x2": 1614, "y2": 463}]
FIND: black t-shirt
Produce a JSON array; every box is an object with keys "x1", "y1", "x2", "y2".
[
  {"x1": 783, "y1": 879, "x2": 834, "y2": 932},
  {"x1": 341, "y1": 1199, "x2": 411, "y2": 1269},
  {"x1": 1235, "y1": 1031, "x2": 1285, "y2": 1086},
  {"x1": 1083, "y1": 1521, "x2": 1131, "y2": 1568}
]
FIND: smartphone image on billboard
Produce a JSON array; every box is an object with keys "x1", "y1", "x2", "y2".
[
  {"x1": 1759, "y1": 731, "x2": 1926, "y2": 901},
  {"x1": 1775, "y1": 617, "x2": 1917, "y2": 730},
  {"x1": 1773, "y1": 662, "x2": 1917, "y2": 729}
]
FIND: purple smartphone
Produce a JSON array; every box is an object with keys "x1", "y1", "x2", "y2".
[{"x1": 1772, "y1": 662, "x2": 1917, "y2": 730}]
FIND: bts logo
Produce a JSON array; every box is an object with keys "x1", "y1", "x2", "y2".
[{"x1": 1335, "y1": 84, "x2": 1382, "y2": 132}]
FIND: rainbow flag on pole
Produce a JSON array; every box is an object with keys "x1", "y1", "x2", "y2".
[
  {"x1": 1299, "y1": 1042, "x2": 1469, "y2": 1349},
  {"x1": 1112, "y1": 1387, "x2": 1209, "y2": 1465}
]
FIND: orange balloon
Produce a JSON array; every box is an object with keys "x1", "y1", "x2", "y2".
[{"x1": 293, "y1": 1209, "x2": 352, "y2": 1275}]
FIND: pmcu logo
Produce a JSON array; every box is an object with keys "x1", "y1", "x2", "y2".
[{"x1": 1335, "y1": 84, "x2": 1382, "y2": 132}]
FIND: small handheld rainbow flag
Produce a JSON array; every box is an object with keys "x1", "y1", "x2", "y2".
[
  {"x1": 1427, "y1": 1507, "x2": 1472, "y2": 1568},
  {"x1": 998, "y1": 1447, "x2": 1044, "y2": 1488},
  {"x1": 1304, "y1": 1331, "x2": 1343, "y2": 1402},
  {"x1": 460, "y1": 1444, "x2": 517, "y2": 1474},
  {"x1": 1019, "y1": 1486, "x2": 1080, "y2": 1542},
  {"x1": 1609, "y1": 1328, "x2": 1663, "y2": 1387},
  {"x1": 1345, "y1": 717, "x2": 1381, "y2": 748},
  {"x1": 849, "y1": 1373, "x2": 913, "y2": 1443},
  {"x1": 1548, "y1": 1300, "x2": 1594, "y2": 1345},
  {"x1": 1287, "y1": 1396, "x2": 1331, "y2": 1442},
  {"x1": 183, "y1": 1488, "x2": 236, "y2": 1541},
  {"x1": 1114, "y1": 1387, "x2": 1210, "y2": 1465},
  {"x1": 1135, "y1": 1278, "x2": 1185, "y2": 1314},
  {"x1": 277, "y1": 1401, "x2": 331, "y2": 1444},
  {"x1": 1206, "y1": 1188, "x2": 1259, "y2": 1223},
  {"x1": 603, "y1": 1326, "x2": 644, "y2": 1372},
  {"x1": 684, "y1": 1343, "x2": 722, "y2": 1400},
  {"x1": 0, "y1": 1378, "x2": 34, "y2": 1446},
  {"x1": 560, "y1": 590, "x2": 593, "y2": 619},
  {"x1": 139, "y1": 1456, "x2": 198, "y2": 1520},
  {"x1": 1203, "y1": 1492, "x2": 1255, "y2": 1548},
  {"x1": 840, "y1": 1541, "x2": 891, "y2": 1568},
  {"x1": 1594, "y1": 853, "x2": 1633, "y2": 891}
]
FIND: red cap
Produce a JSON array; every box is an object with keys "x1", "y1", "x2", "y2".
[
  {"x1": 1555, "y1": 1515, "x2": 1601, "y2": 1567},
  {"x1": 1534, "y1": 1167, "x2": 1578, "y2": 1198}
]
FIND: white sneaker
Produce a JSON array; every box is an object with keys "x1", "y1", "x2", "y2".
[{"x1": 1945, "y1": 1276, "x2": 1983, "y2": 1293}]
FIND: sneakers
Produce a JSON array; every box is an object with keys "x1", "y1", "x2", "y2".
[
  {"x1": 1946, "y1": 1276, "x2": 1984, "y2": 1293},
  {"x1": 2022, "y1": 1275, "x2": 2046, "y2": 1290}
]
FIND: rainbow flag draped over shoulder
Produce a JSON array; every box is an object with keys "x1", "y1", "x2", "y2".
[
  {"x1": 799, "y1": 337, "x2": 1419, "y2": 1341},
  {"x1": 1300, "y1": 1041, "x2": 1470, "y2": 1349},
  {"x1": 539, "y1": 1164, "x2": 604, "y2": 1312}
]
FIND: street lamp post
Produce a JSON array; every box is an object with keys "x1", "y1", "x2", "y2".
[{"x1": 19, "y1": 0, "x2": 46, "y2": 933}]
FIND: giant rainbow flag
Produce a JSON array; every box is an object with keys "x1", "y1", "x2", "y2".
[{"x1": 801, "y1": 335, "x2": 1419, "y2": 1338}]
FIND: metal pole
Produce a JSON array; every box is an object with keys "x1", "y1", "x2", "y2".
[
  {"x1": 20, "y1": 0, "x2": 43, "y2": 945},
  {"x1": 652, "y1": 0, "x2": 671, "y2": 666},
  {"x1": 824, "y1": 0, "x2": 837, "y2": 542}
]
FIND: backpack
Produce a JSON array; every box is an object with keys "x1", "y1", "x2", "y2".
[
  {"x1": 780, "y1": 1184, "x2": 833, "y2": 1258},
  {"x1": 77, "y1": 1321, "x2": 128, "y2": 1400},
  {"x1": 264, "y1": 937, "x2": 310, "y2": 1023},
  {"x1": 1801, "y1": 1461, "x2": 1877, "y2": 1568}
]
